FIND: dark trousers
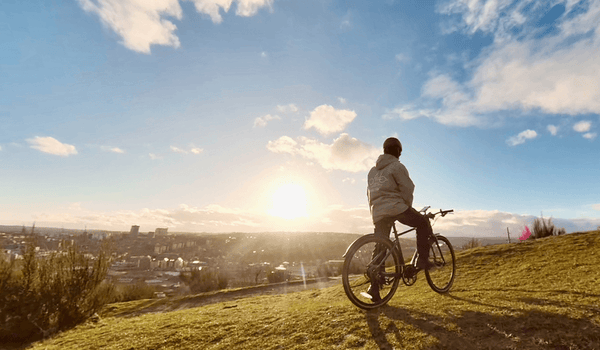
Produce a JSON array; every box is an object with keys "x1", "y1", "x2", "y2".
[{"x1": 374, "y1": 207, "x2": 433, "y2": 261}]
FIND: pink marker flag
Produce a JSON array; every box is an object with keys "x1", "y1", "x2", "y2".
[{"x1": 519, "y1": 226, "x2": 531, "y2": 241}]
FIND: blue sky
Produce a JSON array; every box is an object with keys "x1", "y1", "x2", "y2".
[{"x1": 1, "y1": 0, "x2": 599, "y2": 237}]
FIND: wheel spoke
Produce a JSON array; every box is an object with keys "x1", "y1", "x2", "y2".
[
  {"x1": 342, "y1": 236, "x2": 401, "y2": 309},
  {"x1": 425, "y1": 235, "x2": 456, "y2": 293}
]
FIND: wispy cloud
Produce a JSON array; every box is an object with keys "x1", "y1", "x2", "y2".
[
  {"x1": 267, "y1": 133, "x2": 379, "y2": 172},
  {"x1": 254, "y1": 114, "x2": 281, "y2": 127},
  {"x1": 101, "y1": 146, "x2": 125, "y2": 154},
  {"x1": 389, "y1": 1, "x2": 600, "y2": 128},
  {"x1": 303, "y1": 105, "x2": 357, "y2": 135},
  {"x1": 547, "y1": 125, "x2": 559, "y2": 136},
  {"x1": 395, "y1": 53, "x2": 410, "y2": 62},
  {"x1": 506, "y1": 129, "x2": 537, "y2": 146},
  {"x1": 170, "y1": 145, "x2": 188, "y2": 154},
  {"x1": 77, "y1": 0, "x2": 275, "y2": 54},
  {"x1": 27, "y1": 136, "x2": 77, "y2": 156},
  {"x1": 190, "y1": 147, "x2": 204, "y2": 154},
  {"x1": 276, "y1": 104, "x2": 298, "y2": 113},
  {"x1": 149, "y1": 153, "x2": 162, "y2": 160},
  {"x1": 583, "y1": 132, "x2": 597, "y2": 140},
  {"x1": 342, "y1": 177, "x2": 357, "y2": 184}
]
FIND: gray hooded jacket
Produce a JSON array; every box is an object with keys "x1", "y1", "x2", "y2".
[{"x1": 367, "y1": 154, "x2": 415, "y2": 224}]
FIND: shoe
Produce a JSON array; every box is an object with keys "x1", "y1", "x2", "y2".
[
  {"x1": 416, "y1": 258, "x2": 437, "y2": 271},
  {"x1": 366, "y1": 284, "x2": 382, "y2": 302}
]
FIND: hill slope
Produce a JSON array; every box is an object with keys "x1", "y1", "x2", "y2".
[{"x1": 28, "y1": 231, "x2": 600, "y2": 350}]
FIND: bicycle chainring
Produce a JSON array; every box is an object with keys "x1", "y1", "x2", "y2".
[{"x1": 402, "y1": 265, "x2": 417, "y2": 286}]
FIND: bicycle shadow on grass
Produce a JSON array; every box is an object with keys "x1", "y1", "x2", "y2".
[{"x1": 364, "y1": 298, "x2": 600, "y2": 350}]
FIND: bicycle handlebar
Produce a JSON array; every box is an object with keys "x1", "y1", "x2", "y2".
[{"x1": 426, "y1": 208, "x2": 454, "y2": 219}]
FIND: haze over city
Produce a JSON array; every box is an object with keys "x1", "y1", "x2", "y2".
[{"x1": 2, "y1": 0, "x2": 600, "y2": 237}]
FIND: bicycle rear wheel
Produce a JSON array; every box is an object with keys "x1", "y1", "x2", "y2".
[
  {"x1": 425, "y1": 234, "x2": 456, "y2": 293},
  {"x1": 342, "y1": 235, "x2": 401, "y2": 309}
]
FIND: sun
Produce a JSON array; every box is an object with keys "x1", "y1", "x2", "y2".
[{"x1": 269, "y1": 183, "x2": 308, "y2": 219}]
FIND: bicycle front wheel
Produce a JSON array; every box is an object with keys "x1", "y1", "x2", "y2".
[
  {"x1": 425, "y1": 234, "x2": 456, "y2": 293},
  {"x1": 342, "y1": 235, "x2": 401, "y2": 309}
]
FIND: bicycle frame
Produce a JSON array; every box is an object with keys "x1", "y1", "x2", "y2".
[{"x1": 374, "y1": 214, "x2": 450, "y2": 280}]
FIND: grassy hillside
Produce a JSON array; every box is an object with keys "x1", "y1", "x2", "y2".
[{"x1": 26, "y1": 231, "x2": 600, "y2": 350}]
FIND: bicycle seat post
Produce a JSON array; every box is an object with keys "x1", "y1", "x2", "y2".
[{"x1": 391, "y1": 222, "x2": 398, "y2": 240}]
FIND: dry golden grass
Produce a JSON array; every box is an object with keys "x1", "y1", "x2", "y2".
[{"x1": 23, "y1": 231, "x2": 600, "y2": 350}]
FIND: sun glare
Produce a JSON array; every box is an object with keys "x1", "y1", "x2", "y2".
[{"x1": 269, "y1": 183, "x2": 308, "y2": 219}]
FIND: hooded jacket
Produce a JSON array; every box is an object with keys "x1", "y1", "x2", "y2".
[{"x1": 367, "y1": 154, "x2": 415, "y2": 224}]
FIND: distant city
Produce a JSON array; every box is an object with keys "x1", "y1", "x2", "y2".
[{"x1": 0, "y1": 224, "x2": 366, "y2": 297}]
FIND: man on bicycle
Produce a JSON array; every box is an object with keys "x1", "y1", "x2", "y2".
[{"x1": 366, "y1": 137, "x2": 435, "y2": 301}]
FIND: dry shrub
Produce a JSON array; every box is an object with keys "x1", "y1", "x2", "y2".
[
  {"x1": 0, "y1": 237, "x2": 112, "y2": 343},
  {"x1": 461, "y1": 238, "x2": 482, "y2": 250},
  {"x1": 531, "y1": 216, "x2": 566, "y2": 239}
]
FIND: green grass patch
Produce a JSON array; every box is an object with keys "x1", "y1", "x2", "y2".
[{"x1": 27, "y1": 231, "x2": 600, "y2": 350}]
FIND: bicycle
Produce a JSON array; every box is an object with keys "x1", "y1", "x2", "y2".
[{"x1": 341, "y1": 207, "x2": 456, "y2": 309}]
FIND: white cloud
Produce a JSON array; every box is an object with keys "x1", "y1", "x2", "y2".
[
  {"x1": 303, "y1": 105, "x2": 357, "y2": 135},
  {"x1": 25, "y1": 204, "x2": 600, "y2": 236},
  {"x1": 182, "y1": 0, "x2": 274, "y2": 23},
  {"x1": 254, "y1": 114, "x2": 281, "y2": 127},
  {"x1": 170, "y1": 145, "x2": 188, "y2": 154},
  {"x1": 437, "y1": 0, "x2": 523, "y2": 39},
  {"x1": 101, "y1": 145, "x2": 125, "y2": 153},
  {"x1": 0, "y1": 145, "x2": 2, "y2": 151},
  {"x1": 593, "y1": 204, "x2": 600, "y2": 211},
  {"x1": 390, "y1": 1, "x2": 600, "y2": 127},
  {"x1": 547, "y1": 124, "x2": 559, "y2": 136},
  {"x1": 266, "y1": 135, "x2": 298, "y2": 154},
  {"x1": 77, "y1": 0, "x2": 183, "y2": 54},
  {"x1": 430, "y1": 209, "x2": 600, "y2": 238},
  {"x1": 149, "y1": 153, "x2": 162, "y2": 160},
  {"x1": 337, "y1": 97, "x2": 347, "y2": 105},
  {"x1": 267, "y1": 133, "x2": 379, "y2": 172},
  {"x1": 170, "y1": 145, "x2": 204, "y2": 153},
  {"x1": 583, "y1": 132, "x2": 597, "y2": 140},
  {"x1": 395, "y1": 53, "x2": 410, "y2": 62},
  {"x1": 276, "y1": 104, "x2": 298, "y2": 113},
  {"x1": 77, "y1": 0, "x2": 275, "y2": 54},
  {"x1": 342, "y1": 177, "x2": 357, "y2": 184},
  {"x1": 506, "y1": 129, "x2": 537, "y2": 146},
  {"x1": 27, "y1": 136, "x2": 78, "y2": 156},
  {"x1": 573, "y1": 120, "x2": 592, "y2": 133}
]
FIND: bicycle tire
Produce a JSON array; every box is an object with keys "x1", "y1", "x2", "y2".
[
  {"x1": 425, "y1": 234, "x2": 456, "y2": 293},
  {"x1": 342, "y1": 234, "x2": 401, "y2": 309}
]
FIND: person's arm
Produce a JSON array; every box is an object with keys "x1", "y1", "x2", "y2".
[{"x1": 393, "y1": 163, "x2": 415, "y2": 208}]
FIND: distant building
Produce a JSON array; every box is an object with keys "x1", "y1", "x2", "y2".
[
  {"x1": 130, "y1": 225, "x2": 140, "y2": 237},
  {"x1": 155, "y1": 227, "x2": 168, "y2": 236}
]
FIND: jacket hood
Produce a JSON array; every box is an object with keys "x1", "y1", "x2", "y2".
[{"x1": 375, "y1": 154, "x2": 398, "y2": 170}]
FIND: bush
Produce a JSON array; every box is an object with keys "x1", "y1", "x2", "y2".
[
  {"x1": 179, "y1": 268, "x2": 228, "y2": 294},
  {"x1": 0, "y1": 237, "x2": 112, "y2": 343},
  {"x1": 531, "y1": 216, "x2": 566, "y2": 239},
  {"x1": 109, "y1": 282, "x2": 157, "y2": 303},
  {"x1": 267, "y1": 269, "x2": 288, "y2": 283},
  {"x1": 461, "y1": 238, "x2": 482, "y2": 250}
]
